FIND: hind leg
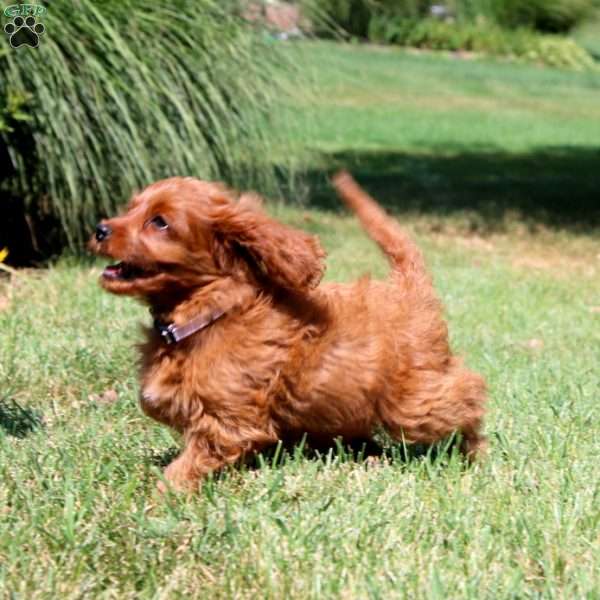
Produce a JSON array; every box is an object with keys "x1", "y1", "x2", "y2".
[
  {"x1": 378, "y1": 363, "x2": 487, "y2": 459},
  {"x1": 459, "y1": 422, "x2": 487, "y2": 461}
]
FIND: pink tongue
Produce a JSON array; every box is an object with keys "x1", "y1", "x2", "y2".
[{"x1": 102, "y1": 264, "x2": 123, "y2": 279}]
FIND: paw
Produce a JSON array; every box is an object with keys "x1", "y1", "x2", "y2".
[
  {"x1": 4, "y1": 16, "x2": 45, "y2": 49},
  {"x1": 157, "y1": 464, "x2": 199, "y2": 494},
  {"x1": 461, "y1": 435, "x2": 488, "y2": 462},
  {"x1": 156, "y1": 478, "x2": 197, "y2": 495},
  {"x1": 156, "y1": 479, "x2": 170, "y2": 495}
]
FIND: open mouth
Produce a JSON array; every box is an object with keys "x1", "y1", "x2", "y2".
[{"x1": 102, "y1": 262, "x2": 156, "y2": 281}]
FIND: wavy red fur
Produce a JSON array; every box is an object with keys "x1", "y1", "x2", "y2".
[{"x1": 90, "y1": 173, "x2": 487, "y2": 491}]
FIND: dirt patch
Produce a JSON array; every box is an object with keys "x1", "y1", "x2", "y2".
[
  {"x1": 424, "y1": 222, "x2": 600, "y2": 279},
  {"x1": 89, "y1": 389, "x2": 119, "y2": 404},
  {"x1": 511, "y1": 249, "x2": 599, "y2": 278}
]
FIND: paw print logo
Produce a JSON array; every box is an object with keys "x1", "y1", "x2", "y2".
[{"x1": 4, "y1": 15, "x2": 45, "y2": 49}]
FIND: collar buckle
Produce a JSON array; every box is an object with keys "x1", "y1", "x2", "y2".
[{"x1": 154, "y1": 319, "x2": 177, "y2": 344}]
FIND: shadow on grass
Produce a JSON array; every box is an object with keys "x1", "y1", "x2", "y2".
[
  {"x1": 148, "y1": 435, "x2": 463, "y2": 475},
  {"x1": 296, "y1": 145, "x2": 600, "y2": 233},
  {"x1": 4, "y1": 144, "x2": 599, "y2": 265},
  {"x1": 0, "y1": 398, "x2": 44, "y2": 438},
  {"x1": 147, "y1": 447, "x2": 180, "y2": 469},
  {"x1": 251, "y1": 435, "x2": 466, "y2": 469}
]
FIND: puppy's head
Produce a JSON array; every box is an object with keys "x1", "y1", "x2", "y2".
[{"x1": 89, "y1": 177, "x2": 325, "y2": 299}]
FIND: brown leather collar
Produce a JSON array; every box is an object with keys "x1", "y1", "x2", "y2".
[{"x1": 153, "y1": 308, "x2": 225, "y2": 344}]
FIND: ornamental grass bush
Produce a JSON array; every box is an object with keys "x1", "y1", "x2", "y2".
[{"x1": 0, "y1": 0, "x2": 298, "y2": 258}]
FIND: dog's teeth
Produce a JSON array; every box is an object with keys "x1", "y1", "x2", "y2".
[
  {"x1": 102, "y1": 261, "x2": 152, "y2": 280},
  {"x1": 102, "y1": 263, "x2": 124, "y2": 280}
]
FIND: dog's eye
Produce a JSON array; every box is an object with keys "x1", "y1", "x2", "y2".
[{"x1": 149, "y1": 215, "x2": 168, "y2": 230}]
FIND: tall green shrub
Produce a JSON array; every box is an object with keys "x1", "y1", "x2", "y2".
[
  {"x1": 303, "y1": 0, "x2": 433, "y2": 38},
  {"x1": 454, "y1": 0, "x2": 594, "y2": 32},
  {"x1": 0, "y1": 0, "x2": 297, "y2": 254},
  {"x1": 307, "y1": 0, "x2": 595, "y2": 37}
]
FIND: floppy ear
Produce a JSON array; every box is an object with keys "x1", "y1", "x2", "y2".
[{"x1": 208, "y1": 198, "x2": 326, "y2": 291}]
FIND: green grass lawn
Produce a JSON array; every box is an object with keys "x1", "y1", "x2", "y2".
[
  {"x1": 1, "y1": 42, "x2": 600, "y2": 598},
  {"x1": 284, "y1": 42, "x2": 600, "y2": 231}
]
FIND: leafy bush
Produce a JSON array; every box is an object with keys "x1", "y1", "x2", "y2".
[
  {"x1": 0, "y1": 0, "x2": 297, "y2": 255},
  {"x1": 368, "y1": 16, "x2": 596, "y2": 68},
  {"x1": 524, "y1": 34, "x2": 597, "y2": 68}
]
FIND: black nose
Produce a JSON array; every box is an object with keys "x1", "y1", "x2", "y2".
[{"x1": 95, "y1": 223, "x2": 112, "y2": 242}]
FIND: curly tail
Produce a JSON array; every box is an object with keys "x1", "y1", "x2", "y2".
[{"x1": 331, "y1": 171, "x2": 425, "y2": 276}]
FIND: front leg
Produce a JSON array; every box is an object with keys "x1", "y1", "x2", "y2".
[
  {"x1": 159, "y1": 414, "x2": 277, "y2": 492},
  {"x1": 159, "y1": 441, "x2": 228, "y2": 493}
]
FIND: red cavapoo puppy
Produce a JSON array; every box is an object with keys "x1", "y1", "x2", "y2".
[{"x1": 91, "y1": 172, "x2": 486, "y2": 491}]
